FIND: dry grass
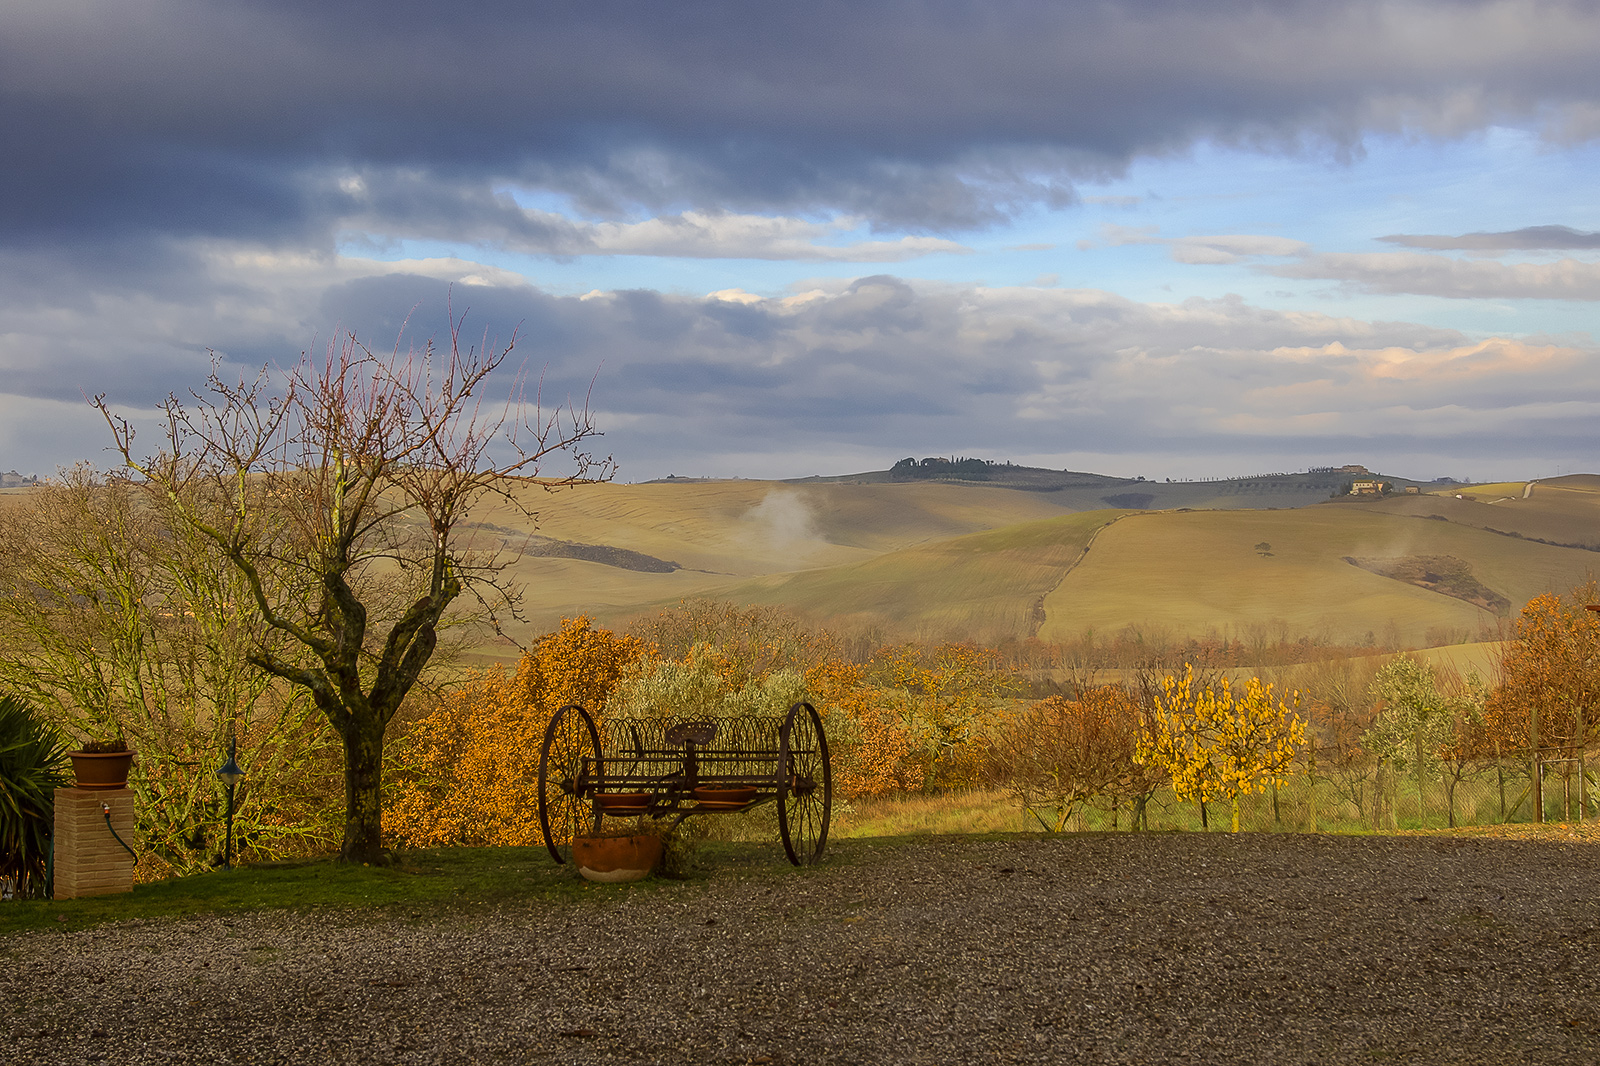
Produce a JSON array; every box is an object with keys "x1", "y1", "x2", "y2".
[
  {"x1": 468, "y1": 478, "x2": 1083, "y2": 635},
  {"x1": 835, "y1": 788, "x2": 1025, "y2": 838}
]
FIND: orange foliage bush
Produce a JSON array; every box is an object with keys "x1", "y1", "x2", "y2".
[
  {"x1": 1484, "y1": 585, "x2": 1600, "y2": 754},
  {"x1": 804, "y1": 658, "x2": 921, "y2": 798},
  {"x1": 995, "y1": 685, "x2": 1162, "y2": 830},
  {"x1": 870, "y1": 641, "x2": 1017, "y2": 789},
  {"x1": 386, "y1": 617, "x2": 651, "y2": 846}
]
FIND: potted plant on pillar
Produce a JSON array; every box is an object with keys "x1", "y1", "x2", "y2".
[{"x1": 68, "y1": 728, "x2": 135, "y2": 791}]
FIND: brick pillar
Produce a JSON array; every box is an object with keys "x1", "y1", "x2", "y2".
[{"x1": 53, "y1": 787, "x2": 137, "y2": 900}]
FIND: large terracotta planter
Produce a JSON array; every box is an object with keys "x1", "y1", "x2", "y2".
[
  {"x1": 69, "y1": 749, "x2": 135, "y2": 790},
  {"x1": 572, "y1": 833, "x2": 662, "y2": 883}
]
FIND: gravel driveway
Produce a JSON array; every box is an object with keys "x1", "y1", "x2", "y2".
[{"x1": 3, "y1": 833, "x2": 1598, "y2": 1064}]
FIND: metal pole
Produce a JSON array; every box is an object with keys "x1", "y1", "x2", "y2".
[{"x1": 225, "y1": 782, "x2": 235, "y2": 870}]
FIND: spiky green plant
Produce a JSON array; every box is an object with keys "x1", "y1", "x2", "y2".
[{"x1": 0, "y1": 694, "x2": 71, "y2": 899}]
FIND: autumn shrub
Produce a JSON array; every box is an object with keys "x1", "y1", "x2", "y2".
[
  {"x1": 993, "y1": 685, "x2": 1162, "y2": 831},
  {"x1": 629, "y1": 602, "x2": 932, "y2": 800},
  {"x1": 1287, "y1": 655, "x2": 1382, "y2": 824},
  {"x1": 865, "y1": 641, "x2": 1018, "y2": 790},
  {"x1": 630, "y1": 600, "x2": 832, "y2": 680},
  {"x1": 609, "y1": 642, "x2": 808, "y2": 720},
  {"x1": 803, "y1": 658, "x2": 921, "y2": 798},
  {"x1": 1485, "y1": 584, "x2": 1600, "y2": 755},
  {"x1": 386, "y1": 617, "x2": 651, "y2": 847}
]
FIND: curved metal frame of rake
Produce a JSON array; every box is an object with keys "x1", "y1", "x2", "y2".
[{"x1": 536, "y1": 701, "x2": 831, "y2": 867}]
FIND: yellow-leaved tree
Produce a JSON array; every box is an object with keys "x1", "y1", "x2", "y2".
[{"x1": 1136, "y1": 665, "x2": 1306, "y2": 832}]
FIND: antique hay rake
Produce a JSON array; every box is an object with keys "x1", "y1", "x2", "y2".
[{"x1": 536, "y1": 702, "x2": 832, "y2": 866}]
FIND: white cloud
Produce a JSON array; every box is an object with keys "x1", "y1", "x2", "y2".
[
  {"x1": 340, "y1": 200, "x2": 972, "y2": 262},
  {"x1": 1269, "y1": 251, "x2": 1600, "y2": 300},
  {"x1": 1088, "y1": 224, "x2": 1309, "y2": 264}
]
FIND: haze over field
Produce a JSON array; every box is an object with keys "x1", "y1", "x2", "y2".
[{"x1": 2, "y1": 2, "x2": 1598, "y2": 486}]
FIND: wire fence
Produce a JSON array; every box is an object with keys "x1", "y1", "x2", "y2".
[{"x1": 1032, "y1": 749, "x2": 1597, "y2": 834}]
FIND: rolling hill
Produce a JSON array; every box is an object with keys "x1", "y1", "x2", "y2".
[
  {"x1": 461, "y1": 470, "x2": 1599, "y2": 652},
  {"x1": 10, "y1": 465, "x2": 1594, "y2": 657},
  {"x1": 1038, "y1": 504, "x2": 1594, "y2": 648}
]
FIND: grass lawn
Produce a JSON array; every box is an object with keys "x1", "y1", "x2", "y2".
[
  {"x1": 11, "y1": 789, "x2": 1594, "y2": 939},
  {"x1": 0, "y1": 843, "x2": 809, "y2": 940}
]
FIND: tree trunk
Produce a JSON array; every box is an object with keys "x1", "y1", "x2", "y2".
[
  {"x1": 1230, "y1": 795, "x2": 1241, "y2": 833},
  {"x1": 338, "y1": 713, "x2": 389, "y2": 863},
  {"x1": 1388, "y1": 764, "x2": 1398, "y2": 831},
  {"x1": 1414, "y1": 728, "x2": 1426, "y2": 830}
]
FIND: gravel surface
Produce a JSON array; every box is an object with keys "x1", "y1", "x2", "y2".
[{"x1": 3, "y1": 833, "x2": 1598, "y2": 1064}]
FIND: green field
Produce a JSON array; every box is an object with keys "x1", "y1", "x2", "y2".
[
  {"x1": 726, "y1": 510, "x2": 1121, "y2": 643},
  {"x1": 472, "y1": 478, "x2": 1090, "y2": 637},
  {"x1": 1041, "y1": 505, "x2": 1595, "y2": 647}
]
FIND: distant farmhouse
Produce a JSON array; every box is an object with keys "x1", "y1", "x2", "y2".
[
  {"x1": 0, "y1": 470, "x2": 39, "y2": 488},
  {"x1": 1349, "y1": 479, "x2": 1389, "y2": 496}
]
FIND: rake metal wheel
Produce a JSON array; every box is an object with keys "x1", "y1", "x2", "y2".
[
  {"x1": 777, "y1": 701, "x2": 832, "y2": 866},
  {"x1": 538, "y1": 703, "x2": 602, "y2": 864}
]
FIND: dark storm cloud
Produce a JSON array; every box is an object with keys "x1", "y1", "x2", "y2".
[
  {"x1": 1379, "y1": 225, "x2": 1600, "y2": 250},
  {"x1": 6, "y1": 0, "x2": 1600, "y2": 245}
]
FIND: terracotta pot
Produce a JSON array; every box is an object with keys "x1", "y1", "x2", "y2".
[
  {"x1": 693, "y1": 785, "x2": 756, "y2": 809},
  {"x1": 69, "y1": 749, "x2": 135, "y2": 790},
  {"x1": 594, "y1": 791, "x2": 651, "y2": 814},
  {"x1": 572, "y1": 833, "x2": 662, "y2": 883}
]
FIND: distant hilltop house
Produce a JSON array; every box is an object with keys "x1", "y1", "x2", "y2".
[
  {"x1": 0, "y1": 470, "x2": 39, "y2": 488},
  {"x1": 1337, "y1": 464, "x2": 1370, "y2": 474}
]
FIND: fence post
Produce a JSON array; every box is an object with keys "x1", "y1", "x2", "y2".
[
  {"x1": 1579, "y1": 706, "x2": 1588, "y2": 821},
  {"x1": 1494, "y1": 740, "x2": 1506, "y2": 821},
  {"x1": 1532, "y1": 702, "x2": 1543, "y2": 824},
  {"x1": 1306, "y1": 748, "x2": 1318, "y2": 834}
]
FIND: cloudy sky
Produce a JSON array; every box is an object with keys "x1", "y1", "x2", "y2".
[{"x1": 3, "y1": 0, "x2": 1599, "y2": 483}]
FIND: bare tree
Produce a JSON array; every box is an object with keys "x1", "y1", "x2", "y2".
[
  {"x1": 0, "y1": 465, "x2": 336, "y2": 874},
  {"x1": 97, "y1": 316, "x2": 610, "y2": 862}
]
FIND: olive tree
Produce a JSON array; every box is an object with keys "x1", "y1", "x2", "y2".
[{"x1": 97, "y1": 318, "x2": 609, "y2": 862}]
